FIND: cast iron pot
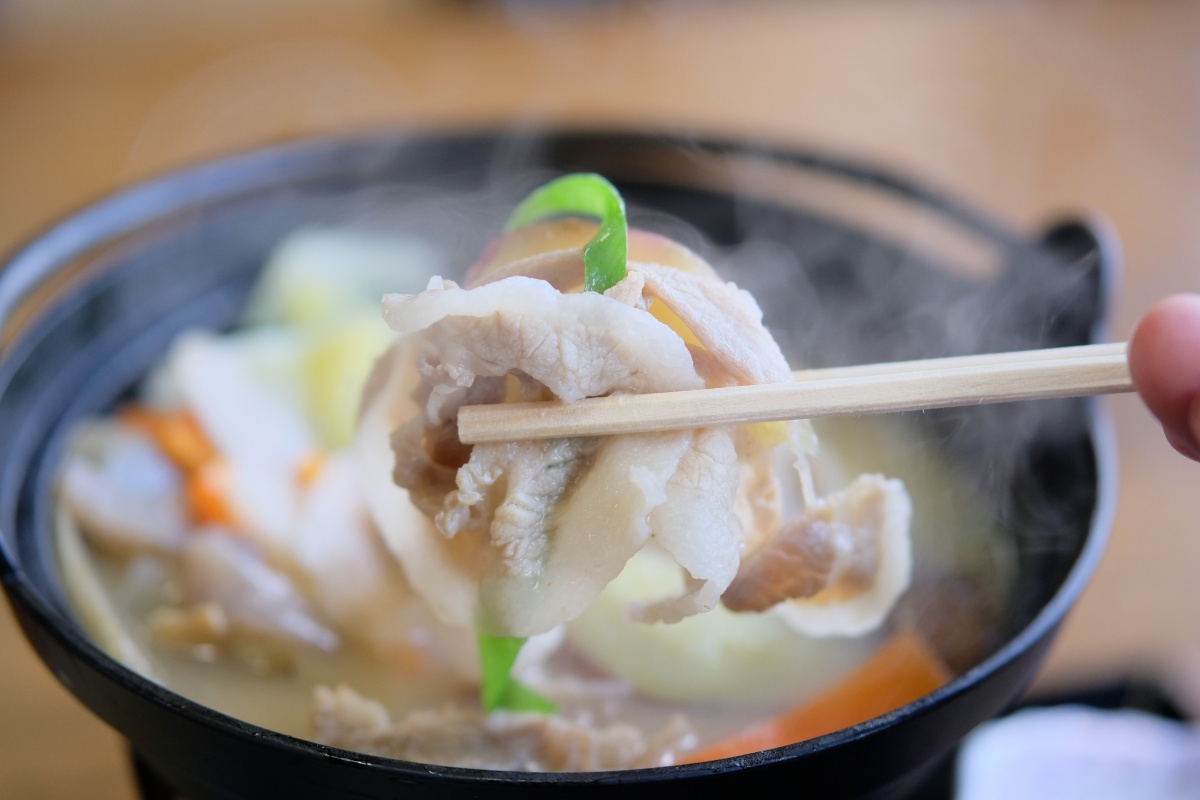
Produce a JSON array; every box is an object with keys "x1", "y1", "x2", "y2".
[{"x1": 0, "y1": 130, "x2": 1116, "y2": 799}]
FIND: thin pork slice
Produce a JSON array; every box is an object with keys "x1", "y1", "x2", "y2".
[{"x1": 362, "y1": 276, "x2": 748, "y2": 636}]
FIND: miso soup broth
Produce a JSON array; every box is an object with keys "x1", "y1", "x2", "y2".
[{"x1": 54, "y1": 214, "x2": 1016, "y2": 771}]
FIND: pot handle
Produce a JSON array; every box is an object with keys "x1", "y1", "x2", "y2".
[{"x1": 1036, "y1": 216, "x2": 1123, "y2": 347}]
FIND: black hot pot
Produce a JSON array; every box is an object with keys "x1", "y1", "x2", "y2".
[{"x1": 0, "y1": 131, "x2": 1115, "y2": 799}]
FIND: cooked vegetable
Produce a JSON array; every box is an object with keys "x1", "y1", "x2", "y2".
[
  {"x1": 477, "y1": 633, "x2": 556, "y2": 714},
  {"x1": 504, "y1": 173, "x2": 628, "y2": 293},
  {"x1": 567, "y1": 548, "x2": 873, "y2": 705},
  {"x1": 682, "y1": 631, "x2": 951, "y2": 762}
]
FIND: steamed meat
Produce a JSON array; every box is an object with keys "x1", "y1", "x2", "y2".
[
  {"x1": 634, "y1": 262, "x2": 791, "y2": 386},
  {"x1": 312, "y1": 685, "x2": 692, "y2": 770},
  {"x1": 168, "y1": 530, "x2": 341, "y2": 653},
  {"x1": 361, "y1": 221, "x2": 912, "y2": 639},
  {"x1": 360, "y1": 276, "x2": 737, "y2": 635},
  {"x1": 723, "y1": 473, "x2": 912, "y2": 636}
]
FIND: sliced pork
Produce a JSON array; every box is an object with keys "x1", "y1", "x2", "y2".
[
  {"x1": 724, "y1": 474, "x2": 912, "y2": 636},
  {"x1": 361, "y1": 226, "x2": 912, "y2": 640},
  {"x1": 361, "y1": 275, "x2": 748, "y2": 637}
]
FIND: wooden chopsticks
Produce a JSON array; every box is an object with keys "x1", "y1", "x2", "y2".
[{"x1": 456, "y1": 342, "x2": 1132, "y2": 444}]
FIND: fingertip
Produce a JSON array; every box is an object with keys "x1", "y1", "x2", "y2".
[
  {"x1": 1166, "y1": 425, "x2": 1200, "y2": 462},
  {"x1": 1128, "y1": 293, "x2": 1200, "y2": 461}
]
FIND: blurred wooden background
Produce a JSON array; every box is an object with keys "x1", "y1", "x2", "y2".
[{"x1": 1, "y1": 1, "x2": 1198, "y2": 796}]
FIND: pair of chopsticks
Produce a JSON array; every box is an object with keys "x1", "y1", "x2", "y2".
[{"x1": 456, "y1": 342, "x2": 1132, "y2": 444}]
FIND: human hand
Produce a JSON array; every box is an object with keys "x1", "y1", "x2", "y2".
[{"x1": 1128, "y1": 294, "x2": 1200, "y2": 461}]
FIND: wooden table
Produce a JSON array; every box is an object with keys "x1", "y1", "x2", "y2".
[{"x1": 2, "y1": 1, "x2": 1198, "y2": 796}]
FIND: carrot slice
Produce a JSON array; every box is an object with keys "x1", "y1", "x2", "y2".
[
  {"x1": 684, "y1": 630, "x2": 951, "y2": 763},
  {"x1": 295, "y1": 451, "x2": 325, "y2": 489},
  {"x1": 185, "y1": 461, "x2": 238, "y2": 528},
  {"x1": 120, "y1": 407, "x2": 216, "y2": 472}
]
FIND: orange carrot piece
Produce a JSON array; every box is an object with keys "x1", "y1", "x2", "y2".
[
  {"x1": 185, "y1": 461, "x2": 238, "y2": 528},
  {"x1": 684, "y1": 630, "x2": 952, "y2": 763},
  {"x1": 120, "y1": 406, "x2": 216, "y2": 472},
  {"x1": 118, "y1": 406, "x2": 165, "y2": 448},
  {"x1": 122, "y1": 404, "x2": 241, "y2": 530},
  {"x1": 295, "y1": 451, "x2": 326, "y2": 489}
]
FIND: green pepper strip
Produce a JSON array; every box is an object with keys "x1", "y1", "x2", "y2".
[
  {"x1": 477, "y1": 631, "x2": 557, "y2": 714},
  {"x1": 474, "y1": 173, "x2": 628, "y2": 715},
  {"x1": 504, "y1": 173, "x2": 628, "y2": 294}
]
